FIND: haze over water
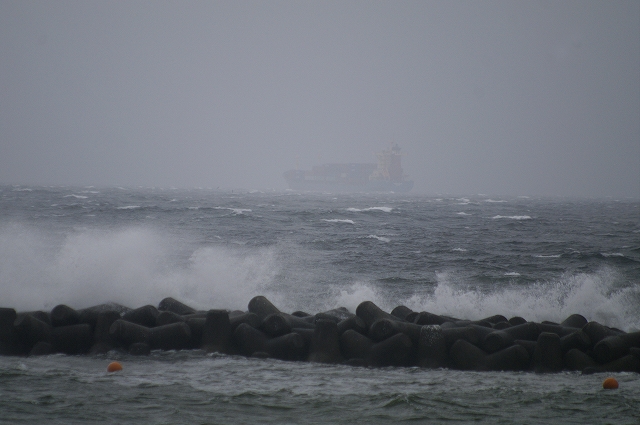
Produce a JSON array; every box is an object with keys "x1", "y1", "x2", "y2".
[{"x1": 1, "y1": 1, "x2": 639, "y2": 197}]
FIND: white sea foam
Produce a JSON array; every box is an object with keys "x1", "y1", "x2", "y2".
[
  {"x1": 305, "y1": 269, "x2": 640, "y2": 332},
  {"x1": 534, "y1": 254, "x2": 562, "y2": 258},
  {"x1": 366, "y1": 235, "x2": 390, "y2": 243},
  {"x1": 346, "y1": 207, "x2": 393, "y2": 213},
  {"x1": 321, "y1": 219, "x2": 355, "y2": 224},
  {"x1": 456, "y1": 212, "x2": 470, "y2": 216},
  {"x1": 485, "y1": 199, "x2": 507, "y2": 203},
  {"x1": 492, "y1": 215, "x2": 532, "y2": 220},
  {"x1": 117, "y1": 206, "x2": 141, "y2": 210},
  {"x1": 504, "y1": 272, "x2": 520, "y2": 276},
  {"x1": 0, "y1": 224, "x2": 278, "y2": 312},
  {"x1": 452, "y1": 248, "x2": 467, "y2": 252},
  {"x1": 64, "y1": 194, "x2": 88, "y2": 199},
  {"x1": 214, "y1": 207, "x2": 252, "y2": 215},
  {"x1": 396, "y1": 269, "x2": 639, "y2": 331},
  {"x1": 601, "y1": 252, "x2": 624, "y2": 258}
]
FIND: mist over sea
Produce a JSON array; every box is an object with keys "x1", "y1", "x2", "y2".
[{"x1": 1, "y1": 186, "x2": 639, "y2": 424}]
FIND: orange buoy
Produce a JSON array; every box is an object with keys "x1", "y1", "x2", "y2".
[
  {"x1": 107, "y1": 361, "x2": 123, "y2": 373},
  {"x1": 602, "y1": 377, "x2": 618, "y2": 389}
]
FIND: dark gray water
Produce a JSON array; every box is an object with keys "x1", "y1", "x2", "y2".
[{"x1": 1, "y1": 186, "x2": 639, "y2": 423}]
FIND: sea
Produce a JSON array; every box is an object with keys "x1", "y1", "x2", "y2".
[{"x1": 0, "y1": 185, "x2": 638, "y2": 424}]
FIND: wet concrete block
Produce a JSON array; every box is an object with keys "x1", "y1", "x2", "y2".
[
  {"x1": 532, "y1": 332, "x2": 563, "y2": 373},
  {"x1": 109, "y1": 319, "x2": 150, "y2": 347},
  {"x1": 560, "y1": 314, "x2": 588, "y2": 329},
  {"x1": 412, "y1": 311, "x2": 449, "y2": 326},
  {"x1": 593, "y1": 331, "x2": 640, "y2": 364},
  {"x1": 51, "y1": 305, "x2": 81, "y2": 328},
  {"x1": 340, "y1": 329, "x2": 373, "y2": 361},
  {"x1": 581, "y1": 321, "x2": 623, "y2": 346},
  {"x1": 14, "y1": 314, "x2": 52, "y2": 349},
  {"x1": 308, "y1": 320, "x2": 342, "y2": 364},
  {"x1": 52, "y1": 323, "x2": 93, "y2": 354},
  {"x1": 229, "y1": 312, "x2": 261, "y2": 331},
  {"x1": 248, "y1": 296, "x2": 281, "y2": 321},
  {"x1": 390, "y1": 306, "x2": 413, "y2": 321},
  {"x1": 482, "y1": 322, "x2": 540, "y2": 353},
  {"x1": 122, "y1": 305, "x2": 159, "y2": 328},
  {"x1": 29, "y1": 341, "x2": 53, "y2": 356},
  {"x1": 337, "y1": 316, "x2": 367, "y2": 336},
  {"x1": 156, "y1": 311, "x2": 185, "y2": 326},
  {"x1": 418, "y1": 325, "x2": 448, "y2": 368},
  {"x1": 356, "y1": 301, "x2": 400, "y2": 329},
  {"x1": 369, "y1": 333, "x2": 413, "y2": 367},
  {"x1": 261, "y1": 313, "x2": 293, "y2": 337},
  {"x1": 563, "y1": 348, "x2": 598, "y2": 371},
  {"x1": 148, "y1": 322, "x2": 191, "y2": 350},
  {"x1": 158, "y1": 297, "x2": 196, "y2": 315},
  {"x1": 559, "y1": 330, "x2": 591, "y2": 353},
  {"x1": 201, "y1": 310, "x2": 231, "y2": 353}
]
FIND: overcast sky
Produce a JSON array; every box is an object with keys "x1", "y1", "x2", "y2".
[{"x1": 1, "y1": 1, "x2": 638, "y2": 197}]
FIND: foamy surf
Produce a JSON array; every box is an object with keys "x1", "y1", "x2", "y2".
[
  {"x1": 366, "y1": 235, "x2": 390, "y2": 243},
  {"x1": 321, "y1": 219, "x2": 355, "y2": 224},
  {"x1": 346, "y1": 207, "x2": 393, "y2": 213},
  {"x1": 492, "y1": 215, "x2": 532, "y2": 220}
]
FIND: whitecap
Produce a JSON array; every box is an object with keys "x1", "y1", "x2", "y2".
[
  {"x1": 347, "y1": 207, "x2": 393, "y2": 213},
  {"x1": 452, "y1": 248, "x2": 467, "y2": 252},
  {"x1": 534, "y1": 254, "x2": 561, "y2": 258},
  {"x1": 117, "y1": 206, "x2": 141, "y2": 210},
  {"x1": 214, "y1": 207, "x2": 251, "y2": 215},
  {"x1": 601, "y1": 253, "x2": 624, "y2": 258},
  {"x1": 456, "y1": 212, "x2": 470, "y2": 216},
  {"x1": 321, "y1": 219, "x2": 355, "y2": 224},
  {"x1": 492, "y1": 215, "x2": 532, "y2": 220},
  {"x1": 366, "y1": 235, "x2": 390, "y2": 243},
  {"x1": 485, "y1": 199, "x2": 507, "y2": 203},
  {"x1": 397, "y1": 269, "x2": 640, "y2": 331},
  {"x1": 64, "y1": 194, "x2": 88, "y2": 199},
  {"x1": 504, "y1": 272, "x2": 521, "y2": 277}
]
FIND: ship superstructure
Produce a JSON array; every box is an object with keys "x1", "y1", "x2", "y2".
[{"x1": 283, "y1": 144, "x2": 413, "y2": 192}]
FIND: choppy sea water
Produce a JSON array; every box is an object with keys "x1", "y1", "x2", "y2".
[{"x1": 0, "y1": 186, "x2": 639, "y2": 424}]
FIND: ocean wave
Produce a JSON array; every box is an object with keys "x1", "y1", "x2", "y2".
[
  {"x1": 484, "y1": 199, "x2": 507, "y2": 203},
  {"x1": 321, "y1": 219, "x2": 355, "y2": 224},
  {"x1": 396, "y1": 269, "x2": 639, "y2": 331},
  {"x1": 534, "y1": 254, "x2": 562, "y2": 258},
  {"x1": 0, "y1": 225, "x2": 278, "y2": 312},
  {"x1": 214, "y1": 207, "x2": 252, "y2": 215},
  {"x1": 117, "y1": 206, "x2": 141, "y2": 210},
  {"x1": 346, "y1": 207, "x2": 393, "y2": 213},
  {"x1": 452, "y1": 248, "x2": 467, "y2": 252},
  {"x1": 492, "y1": 215, "x2": 532, "y2": 220},
  {"x1": 456, "y1": 212, "x2": 470, "y2": 216},
  {"x1": 63, "y1": 194, "x2": 88, "y2": 199},
  {"x1": 366, "y1": 235, "x2": 390, "y2": 243}
]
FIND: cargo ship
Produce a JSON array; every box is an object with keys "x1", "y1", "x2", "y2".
[{"x1": 283, "y1": 144, "x2": 414, "y2": 193}]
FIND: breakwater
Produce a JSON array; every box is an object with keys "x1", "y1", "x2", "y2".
[{"x1": 1, "y1": 296, "x2": 638, "y2": 374}]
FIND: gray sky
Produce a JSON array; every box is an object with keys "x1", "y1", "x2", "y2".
[{"x1": 1, "y1": 1, "x2": 638, "y2": 197}]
